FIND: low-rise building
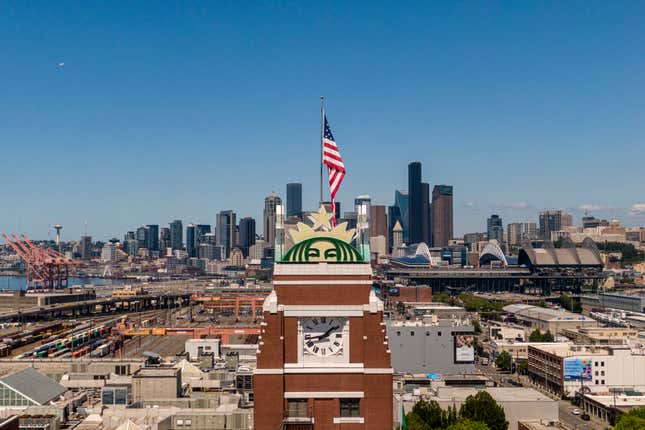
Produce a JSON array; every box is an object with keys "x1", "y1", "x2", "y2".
[
  {"x1": 0, "y1": 367, "x2": 67, "y2": 408},
  {"x1": 490, "y1": 341, "x2": 562, "y2": 361},
  {"x1": 131, "y1": 368, "x2": 181, "y2": 402},
  {"x1": 528, "y1": 343, "x2": 645, "y2": 397},
  {"x1": 579, "y1": 392, "x2": 645, "y2": 426},
  {"x1": 387, "y1": 314, "x2": 475, "y2": 374},
  {"x1": 560, "y1": 327, "x2": 640, "y2": 346},
  {"x1": 185, "y1": 339, "x2": 221, "y2": 361},
  {"x1": 503, "y1": 304, "x2": 597, "y2": 334},
  {"x1": 397, "y1": 387, "x2": 558, "y2": 430},
  {"x1": 489, "y1": 323, "x2": 526, "y2": 342}
]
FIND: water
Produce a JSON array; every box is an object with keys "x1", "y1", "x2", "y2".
[{"x1": 0, "y1": 275, "x2": 127, "y2": 291}]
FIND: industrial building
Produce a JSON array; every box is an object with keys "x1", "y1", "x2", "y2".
[{"x1": 503, "y1": 304, "x2": 597, "y2": 334}]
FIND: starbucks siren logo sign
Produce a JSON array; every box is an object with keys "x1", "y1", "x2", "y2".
[{"x1": 282, "y1": 206, "x2": 363, "y2": 263}]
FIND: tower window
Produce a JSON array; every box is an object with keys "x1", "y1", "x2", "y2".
[{"x1": 340, "y1": 398, "x2": 360, "y2": 417}]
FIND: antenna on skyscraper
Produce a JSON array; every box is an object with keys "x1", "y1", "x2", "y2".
[{"x1": 84, "y1": 220, "x2": 88, "y2": 236}]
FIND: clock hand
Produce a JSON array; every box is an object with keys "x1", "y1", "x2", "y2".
[{"x1": 316, "y1": 325, "x2": 340, "y2": 341}]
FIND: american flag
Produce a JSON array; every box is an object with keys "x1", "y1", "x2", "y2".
[{"x1": 322, "y1": 114, "x2": 345, "y2": 225}]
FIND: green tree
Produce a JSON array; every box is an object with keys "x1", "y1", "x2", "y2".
[
  {"x1": 447, "y1": 419, "x2": 490, "y2": 430},
  {"x1": 407, "y1": 399, "x2": 444, "y2": 430},
  {"x1": 459, "y1": 391, "x2": 509, "y2": 430},
  {"x1": 560, "y1": 293, "x2": 582, "y2": 313},
  {"x1": 596, "y1": 242, "x2": 645, "y2": 266},
  {"x1": 529, "y1": 329, "x2": 543, "y2": 342},
  {"x1": 517, "y1": 359, "x2": 528, "y2": 375},
  {"x1": 495, "y1": 351, "x2": 513, "y2": 372},
  {"x1": 396, "y1": 301, "x2": 406, "y2": 316},
  {"x1": 615, "y1": 407, "x2": 645, "y2": 430},
  {"x1": 528, "y1": 329, "x2": 555, "y2": 342},
  {"x1": 472, "y1": 320, "x2": 482, "y2": 334}
]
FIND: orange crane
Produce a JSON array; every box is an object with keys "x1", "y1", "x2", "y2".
[
  {"x1": 115, "y1": 326, "x2": 261, "y2": 343},
  {"x1": 191, "y1": 294, "x2": 267, "y2": 320},
  {"x1": 3, "y1": 233, "x2": 80, "y2": 290}
]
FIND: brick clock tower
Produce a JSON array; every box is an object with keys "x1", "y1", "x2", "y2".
[{"x1": 254, "y1": 205, "x2": 393, "y2": 429}]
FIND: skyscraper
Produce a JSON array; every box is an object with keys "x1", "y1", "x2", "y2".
[
  {"x1": 431, "y1": 185, "x2": 453, "y2": 247},
  {"x1": 216, "y1": 211, "x2": 236, "y2": 258},
  {"x1": 408, "y1": 162, "x2": 423, "y2": 244},
  {"x1": 145, "y1": 225, "x2": 159, "y2": 252},
  {"x1": 539, "y1": 210, "x2": 562, "y2": 240},
  {"x1": 394, "y1": 190, "x2": 409, "y2": 243},
  {"x1": 186, "y1": 224, "x2": 196, "y2": 258},
  {"x1": 136, "y1": 226, "x2": 148, "y2": 250},
  {"x1": 487, "y1": 215, "x2": 504, "y2": 243},
  {"x1": 159, "y1": 227, "x2": 170, "y2": 252},
  {"x1": 80, "y1": 235, "x2": 92, "y2": 259},
  {"x1": 169, "y1": 220, "x2": 183, "y2": 250},
  {"x1": 354, "y1": 195, "x2": 371, "y2": 208},
  {"x1": 562, "y1": 213, "x2": 573, "y2": 228},
  {"x1": 506, "y1": 222, "x2": 537, "y2": 247},
  {"x1": 420, "y1": 182, "x2": 430, "y2": 245},
  {"x1": 286, "y1": 183, "x2": 302, "y2": 218},
  {"x1": 369, "y1": 205, "x2": 388, "y2": 251},
  {"x1": 263, "y1": 193, "x2": 282, "y2": 247},
  {"x1": 238, "y1": 217, "x2": 256, "y2": 257}
]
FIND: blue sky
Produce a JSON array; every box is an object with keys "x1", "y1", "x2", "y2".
[{"x1": 2, "y1": 2, "x2": 645, "y2": 241}]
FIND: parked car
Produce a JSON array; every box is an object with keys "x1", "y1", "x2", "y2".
[
  {"x1": 581, "y1": 413, "x2": 590, "y2": 421},
  {"x1": 571, "y1": 409, "x2": 581, "y2": 415}
]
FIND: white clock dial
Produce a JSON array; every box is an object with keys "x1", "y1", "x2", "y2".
[{"x1": 302, "y1": 317, "x2": 345, "y2": 357}]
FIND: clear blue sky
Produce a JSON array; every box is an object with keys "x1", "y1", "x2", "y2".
[{"x1": 2, "y1": 2, "x2": 645, "y2": 241}]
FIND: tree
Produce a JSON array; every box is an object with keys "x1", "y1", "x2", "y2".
[
  {"x1": 472, "y1": 320, "x2": 482, "y2": 334},
  {"x1": 396, "y1": 301, "x2": 406, "y2": 316},
  {"x1": 406, "y1": 399, "x2": 444, "y2": 430},
  {"x1": 528, "y1": 329, "x2": 555, "y2": 342},
  {"x1": 596, "y1": 242, "x2": 645, "y2": 266},
  {"x1": 517, "y1": 359, "x2": 528, "y2": 375},
  {"x1": 560, "y1": 293, "x2": 582, "y2": 313},
  {"x1": 460, "y1": 391, "x2": 509, "y2": 430},
  {"x1": 528, "y1": 329, "x2": 542, "y2": 342},
  {"x1": 615, "y1": 407, "x2": 645, "y2": 430},
  {"x1": 495, "y1": 351, "x2": 512, "y2": 372},
  {"x1": 447, "y1": 419, "x2": 490, "y2": 430}
]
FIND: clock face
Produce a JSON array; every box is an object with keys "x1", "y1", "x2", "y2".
[{"x1": 302, "y1": 317, "x2": 345, "y2": 357}]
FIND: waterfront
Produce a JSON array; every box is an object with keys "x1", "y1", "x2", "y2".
[{"x1": 0, "y1": 275, "x2": 127, "y2": 291}]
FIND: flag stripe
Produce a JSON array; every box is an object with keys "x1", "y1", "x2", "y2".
[{"x1": 322, "y1": 113, "x2": 345, "y2": 227}]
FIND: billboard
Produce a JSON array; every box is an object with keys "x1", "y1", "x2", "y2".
[
  {"x1": 454, "y1": 334, "x2": 475, "y2": 363},
  {"x1": 563, "y1": 357, "x2": 593, "y2": 381}
]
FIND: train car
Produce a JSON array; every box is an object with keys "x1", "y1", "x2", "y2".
[
  {"x1": 49, "y1": 347, "x2": 70, "y2": 358},
  {"x1": 90, "y1": 343, "x2": 111, "y2": 358},
  {"x1": 72, "y1": 346, "x2": 90, "y2": 358},
  {"x1": 0, "y1": 343, "x2": 10, "y2": 357}
]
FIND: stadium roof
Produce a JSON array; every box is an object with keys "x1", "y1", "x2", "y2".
[{"x1": 518, "y1": 238, "x2": 603, "y2": 268}]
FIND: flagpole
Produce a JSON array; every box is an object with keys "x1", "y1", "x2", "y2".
[{"x1": 319, "y1": 96, "x2": 324, "y2": 207}]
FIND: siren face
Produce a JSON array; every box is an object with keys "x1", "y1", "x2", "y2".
[{"x1": 282, "y1": 237, "x2": 363, "y2": 263}]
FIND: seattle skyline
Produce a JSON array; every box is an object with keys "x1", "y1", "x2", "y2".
[{"x1": 2, "y1": 2, "x2": 645, "y2": 240}]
